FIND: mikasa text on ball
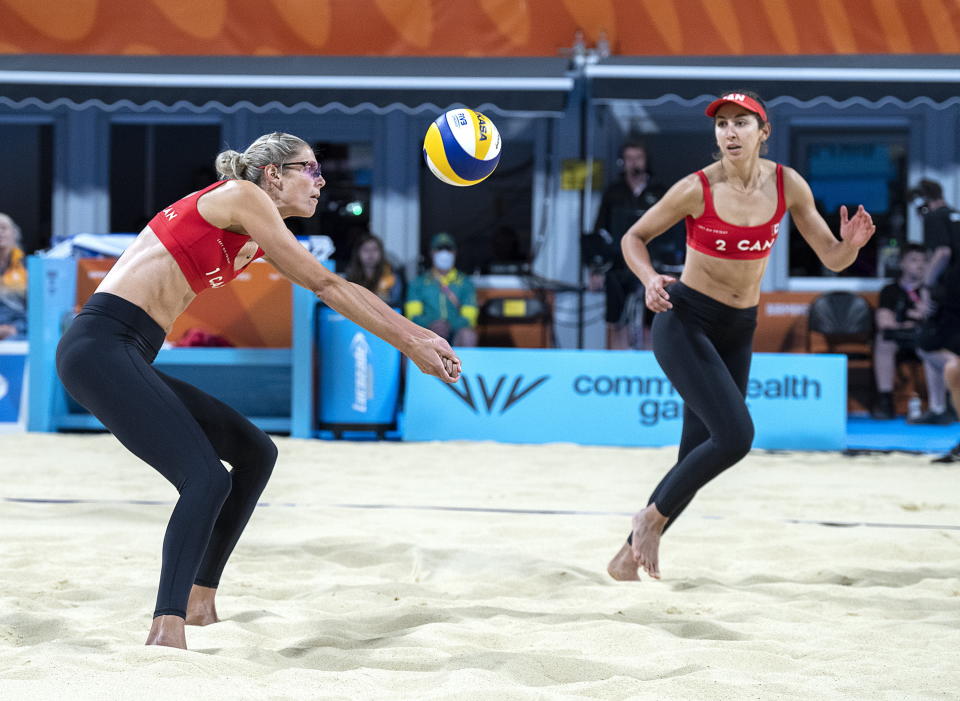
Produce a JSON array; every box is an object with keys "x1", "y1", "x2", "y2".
[{"x1": 423, "y1": 108, "x2": 502, "y2": 186}]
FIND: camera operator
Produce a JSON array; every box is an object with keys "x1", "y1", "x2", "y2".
[
  {"x1": 910, "y1": 180, "x2": 960, "y2": 454},
  {"x1": 582, "y1": 138, "x2": 667, "y2": 349},
  {"x1": 913, "y1": 180, "x2": 960, "y2": 363}
]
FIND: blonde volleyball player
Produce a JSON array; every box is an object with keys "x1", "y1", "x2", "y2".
[
  {"x1": 607, "y1": 92, "x2": 876, "y2": 581},
  {"x1": 56, "y1": 132, "x2": 461, "y2": 650}
]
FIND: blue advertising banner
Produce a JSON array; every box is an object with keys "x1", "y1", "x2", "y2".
[
  {"x1": 403, "y1": 348, "x2": 846, "y2": 450},
  {"x1": 0, "y1": 341, "x2": 28, "y2": 432},
  {"x1": 317, "y1": 307, "x2": 402, "y2": 426}
]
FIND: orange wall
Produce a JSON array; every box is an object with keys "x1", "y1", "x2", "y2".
[
  {"x1": 76, "y1": 258, "x2": 293, "y2": 348},
  {"x1": 2, "y1": 0, "x2": 959, "y2": 56},
  {"x1": 755, "y1": 290, "x2": 879, "y2": 353}
]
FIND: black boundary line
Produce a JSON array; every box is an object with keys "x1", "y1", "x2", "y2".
[{"x1": 4, "y1": 496, "x2": 960, "y2": 531}]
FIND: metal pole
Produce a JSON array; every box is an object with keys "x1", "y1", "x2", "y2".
[{"x1": 571, "y1": 34, "x2": 591, "y2": 349}]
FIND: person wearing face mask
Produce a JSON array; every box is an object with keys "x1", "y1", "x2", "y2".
[
  {"x1": 404, "y1": 232, "x2": 478, "y2": 346},
  {"x1": 0, "y1": 212, "x2": 27, "y2": 341},
  {"x1": 605, "y1": 90, "x2": 876, "y2": 582},
  {"x1": 583, "y1": 139, "x2": 668, "y2": 349}
]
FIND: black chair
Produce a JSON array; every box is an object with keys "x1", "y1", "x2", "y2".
[
  {"x1": 480, "y1": 296, "x2": 548, "y2": 324},
  {"x1": 807, "y1": 291, "x2": 874, "y2": 411},
  {"x1": 807, "y1": 291, "x2": 874, "y2": 353},
  {"x1": 478, "y1": 296, "x2": 551, "y2": 347}
]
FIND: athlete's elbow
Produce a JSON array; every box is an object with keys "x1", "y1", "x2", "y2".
[
  {"x1": 621, "y1": 229, "x2": 648, "y2": 252},
  {"x1": 820, "y1": 248, "x2": 856, "y2": 273},
  {"x1": 823, "y1": 253, "x2": 855, "y2": 273}
]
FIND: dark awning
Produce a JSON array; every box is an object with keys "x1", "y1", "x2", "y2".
[
  {"x1": 587, "y1": 55, "x2": 960, "y2": 104},
  {"x1": 0, "y1": 55, "x2": 574, "y2": 116}
]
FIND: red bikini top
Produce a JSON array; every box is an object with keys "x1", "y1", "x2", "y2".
[
  {"x1": 685, "y1": 164, "x2": 786, "y2": 261},
  {"x1": 148, "y1": 181, "x2": 264, "y2": 294}
]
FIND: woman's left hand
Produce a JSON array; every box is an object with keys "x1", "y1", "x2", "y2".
[
  {"x1": 839, "y1": 205, "x2": 877, "y2": 249},
  {"x1": 407, "y1": 334, "x2": 462, "y2": 383}
]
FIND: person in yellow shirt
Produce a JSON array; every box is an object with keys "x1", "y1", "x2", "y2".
[
  {"x1": 404, "y1": 232, "x2": 478, "y2": 346},
  {"x1": 0, "y1": 212, "x2": 27, "y2": 340}
]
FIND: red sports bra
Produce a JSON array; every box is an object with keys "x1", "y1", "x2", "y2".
[
  {"x1": 685, "y1": 164, "x2": 786, "y2": 260},
  {"x1": 148, "y1": 181, "x2": 264, "y2": 294}
]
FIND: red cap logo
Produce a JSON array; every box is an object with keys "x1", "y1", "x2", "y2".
[{"x1": 705, "y1": 93, "x2": 768, "y2": 122}]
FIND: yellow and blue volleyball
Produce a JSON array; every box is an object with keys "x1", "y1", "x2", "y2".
[{"x1": 423, "y1": 108, "x2": 501, "y2": 186}]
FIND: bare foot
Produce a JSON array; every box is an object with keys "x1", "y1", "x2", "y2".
[
  {"x1": 630, "y1": 504, "x2": 669, "y2": 579},
  {"x1": 145, "y1": 614, "x2": 187, "y2": 649},
  {"x1": 607, "y1": 541, "x2": 641, "y2": 581},
  {"x1": 186, "y1": 584, "x2": 220, "y2": 626}
]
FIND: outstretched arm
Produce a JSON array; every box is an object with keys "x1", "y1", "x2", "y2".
[
  {"x1": 784, "y1": 167, "x2": 876, "y2": 272},
  {"x1": 216, "y1": 182, "x2": 461, "y2": 382}
]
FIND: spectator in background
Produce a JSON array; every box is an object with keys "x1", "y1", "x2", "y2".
[
  {"x1": 0, "y1": 212, "x2": 27, "y2": 341},
  {"x1": 583, "y1": 138, "x2": 666, "y2": 349},
  {"x1": 871, "y1": 244, "x2": 949, "y2": 422},
  {"x1": 913, "y1": 179, "x2": 960, "y2": 298},
  {"x1": 405, "y1": 232, "x2": 478, "y2": 346},
  {"x1": 910, "y1": 178, "x2": 959, "y2": 252},
  {"x1": 344, "y1": 233, "x2": 403, "y2": 308},
  {"x1": 932, "y1": 354, "x2": 960, "y2": 462},
  {"x1": 487, "y1": 224, "x2": 527, "y2": 274},
  {"x1": 915, "y1": 179, "x2": 960, "y2": 429}
]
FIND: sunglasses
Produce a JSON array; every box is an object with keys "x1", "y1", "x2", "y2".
[{"x1": 260, "y1": 161, "x2": 323, "y2": 179}]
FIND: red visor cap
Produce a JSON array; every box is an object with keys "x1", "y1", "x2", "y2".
[{"x1": 705, "y1": 93, "x2": 768, "y2": 122}]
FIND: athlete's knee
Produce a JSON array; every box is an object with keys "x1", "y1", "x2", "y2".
[
  {"x1": 944, "y1": 356, "x2": 960, "y2": 391},
  {"x1": 183, "y1": 462, "x2": 233, "y2": 505},
  {"x1": 236, "y1": 432, "x2": 278, "y2": 486},
  {"x1": 253, "y1": 430, "x2": 278, "y2": 466},
  {"x1": 256, "y1": 436, "x2": 278, "y2": 482},
  {"x1": 714, "y1": 419, "x2": 754, "y2": 464}
]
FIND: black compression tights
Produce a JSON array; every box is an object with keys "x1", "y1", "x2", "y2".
[
  {"x1": 629, "y1": 282, "x2": 758, "y2": 543},
  {"x1": 56, "y1": 293, "x2": 278, "y2": 618}
]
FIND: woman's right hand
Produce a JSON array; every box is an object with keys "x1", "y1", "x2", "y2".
[
  {"x1": 644, "y1": 274, "x2": 677, "y2": 313},
  {"x1": 407, "y1": 334, "x2": 462, "y2": 383}
]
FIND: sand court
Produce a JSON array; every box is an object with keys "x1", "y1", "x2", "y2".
[{"x1": 0, "y1": 432, "x2": 958, "y2": 700}]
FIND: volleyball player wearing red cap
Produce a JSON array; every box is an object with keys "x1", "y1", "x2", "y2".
[{"x1": 607, "y1": 91, "x2": 876, "y2": 581}]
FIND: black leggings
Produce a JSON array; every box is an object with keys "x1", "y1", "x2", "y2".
[
  {"x1": 630, "y1": 282, "x2": 757, "y2": 542},
  {"x1": 56, "y1": 293, "x2": 278, "y2": 618}
]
